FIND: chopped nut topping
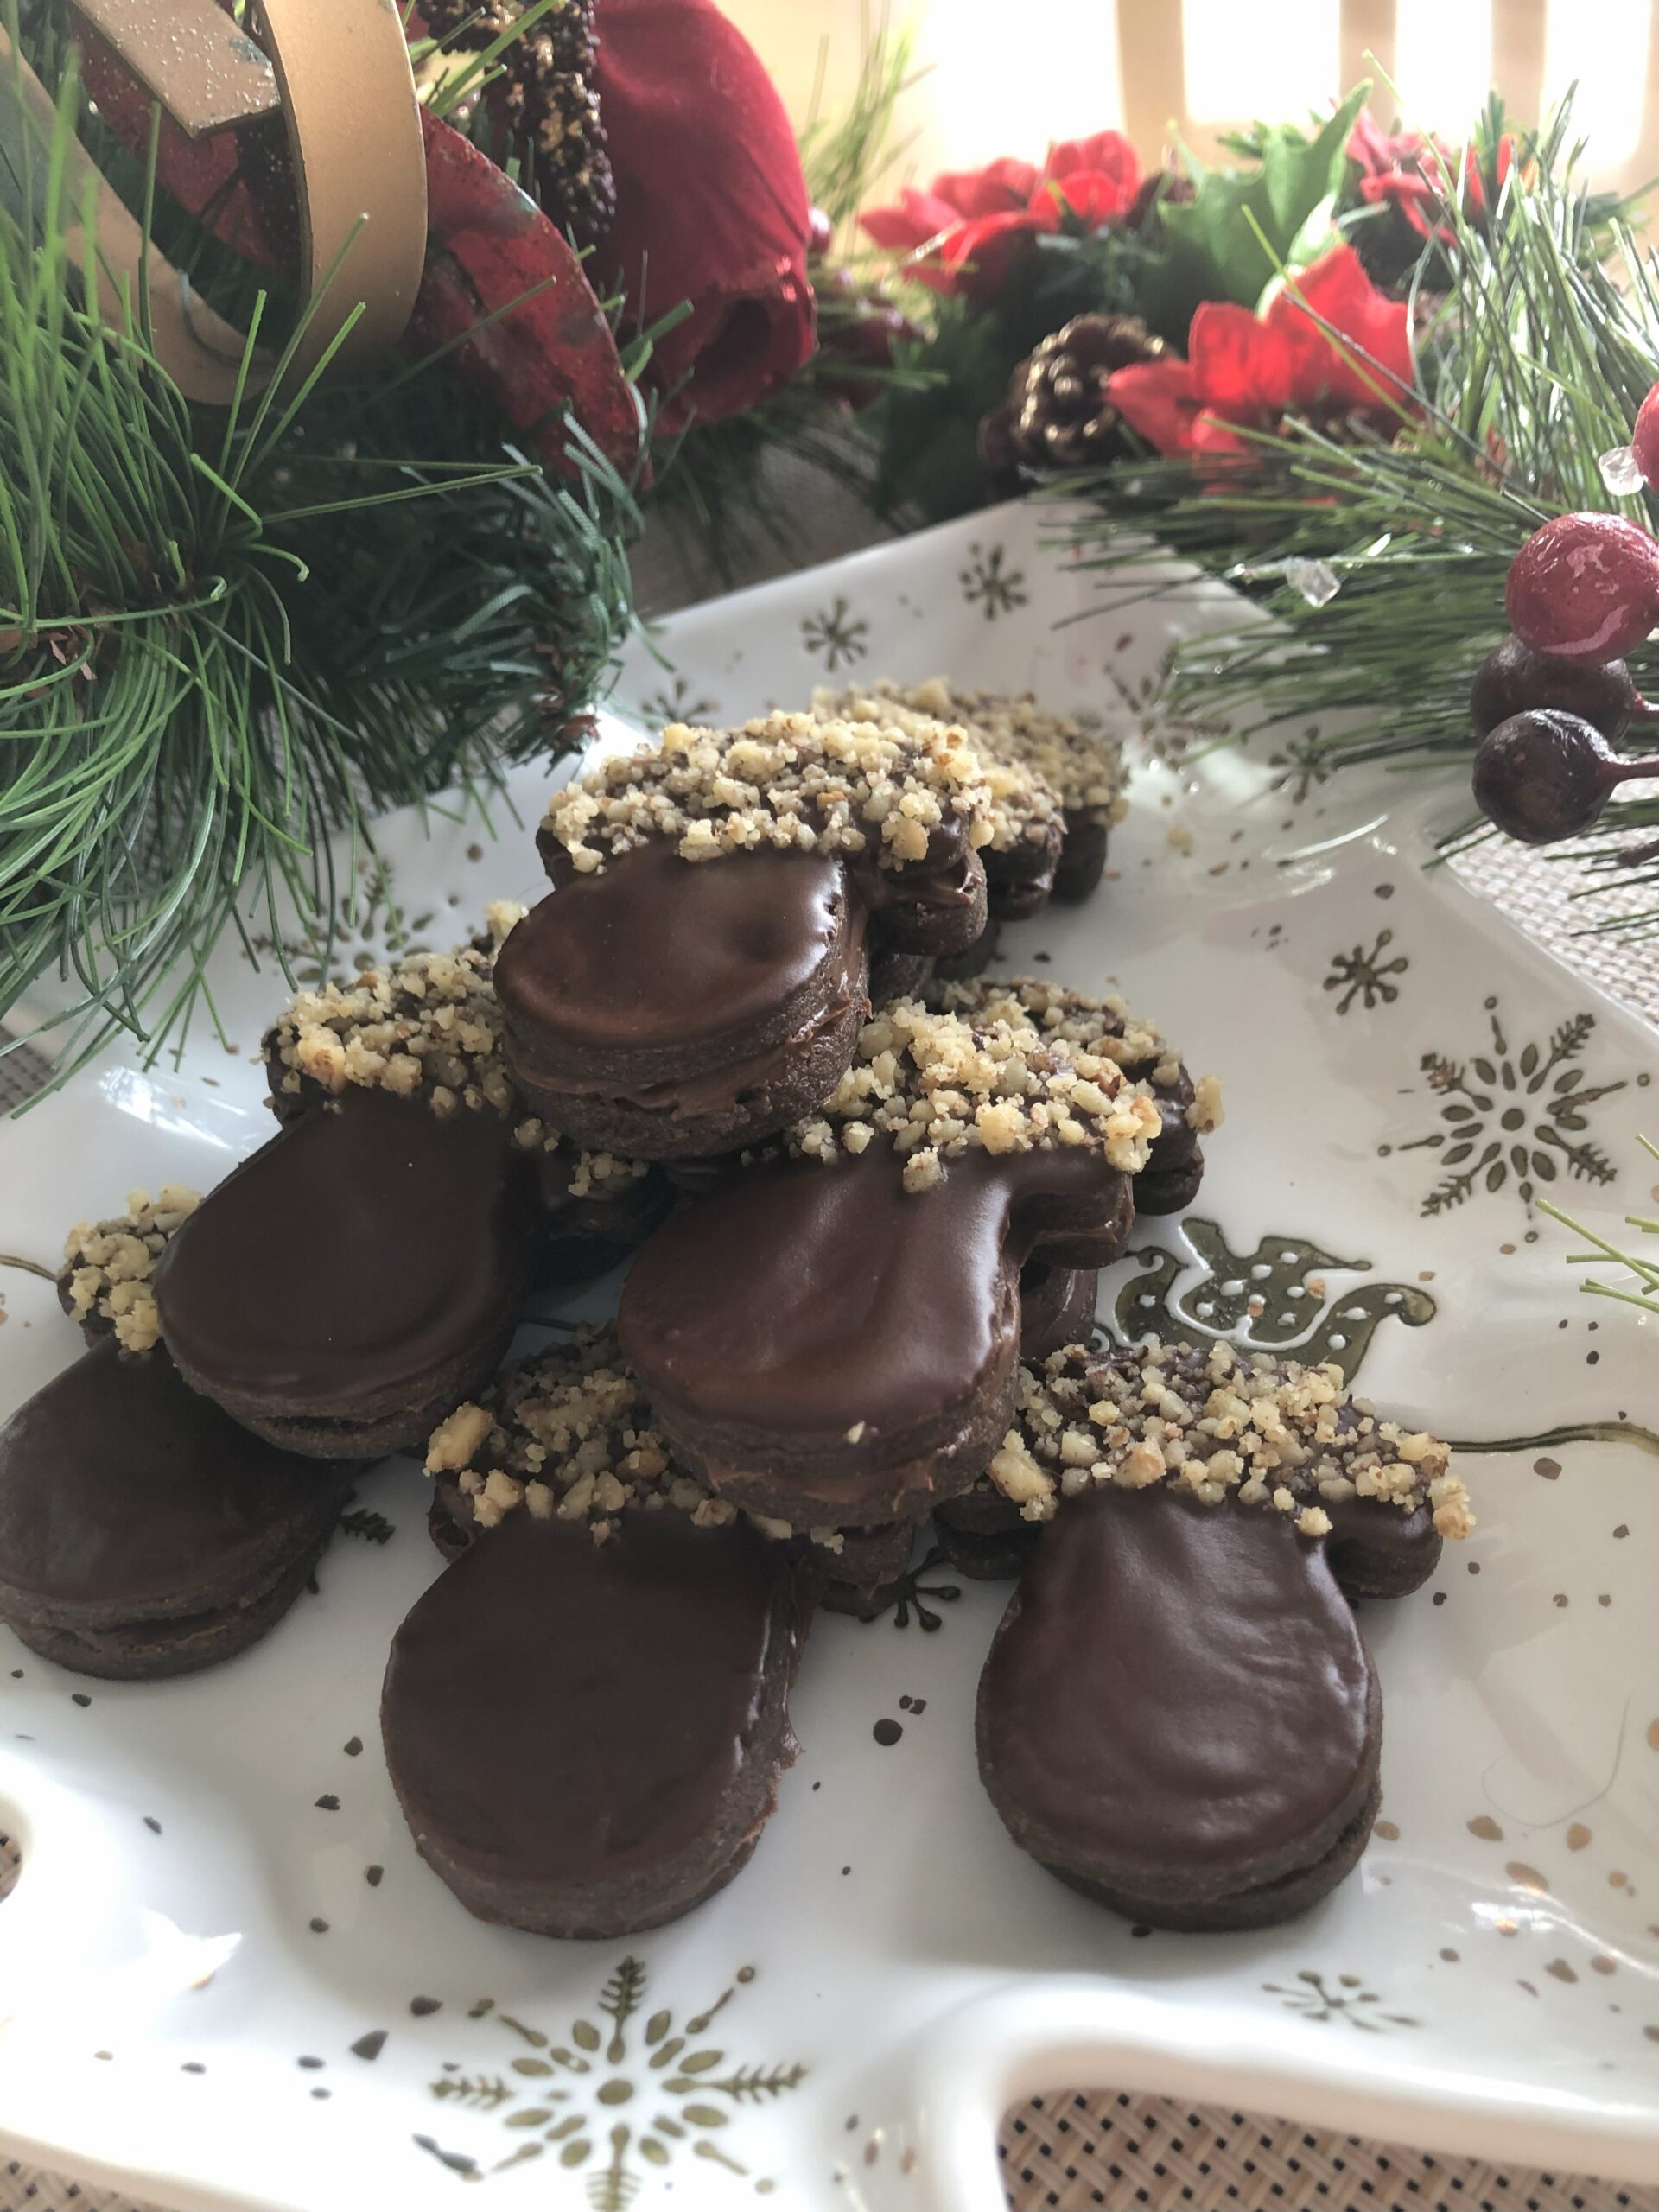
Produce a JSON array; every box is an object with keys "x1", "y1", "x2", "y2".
[
  {"x1": 816, "y1": 680, "x2": 1065, "y2": 855},
  {"x1": 986, "y1": 1338, "x2": 1472, "y2": 1539},
  {"x1": 426, "y1": 1325, "x2": 720, "y2": 1543},
  {"x1": 783, "y1": 981, "x2": 1182, "y2": 1179},
  {"x1": 265, "y1": 941, "x2": 648, "y2": 1192},
  {"x1": 932, "y1": 976, "x2": 1209, "y2": 1106},
  {"x1": 542, "y1": 711, "x2": 995, "y2": 874},
  {"x1": 60, "y1": 1186, "x2": 201, "y2": 1353},
  {"x1": 820, "y1": 677, "x2": 1128, "y2": 827},
  {"x1": 265, "y1": 946, "x2": 514, "y2": 1118}
]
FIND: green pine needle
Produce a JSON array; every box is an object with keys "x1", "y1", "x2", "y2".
[
  {"x1": 1539, "y1": 1136, "x2": 1659, "y2": 1319},
  {"x1": 0, "y1": 27, "x2": 640, "y2": 1094}
]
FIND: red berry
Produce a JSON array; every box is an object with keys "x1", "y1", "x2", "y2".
[
  {"x1": 1633, "y1": 379, "x2": 1659, "y2": 486},
  {"x1": 1505, "y1": 512, "x2": 1659, "y2": 663},
  {"x1": 807, "y1": 207, "x2": 836, "y2": 259}
]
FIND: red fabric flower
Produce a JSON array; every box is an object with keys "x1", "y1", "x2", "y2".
[
  {"x1": 1348, "y1": 112, "x2": 1517, "y2": 244},
  {"x1": 592, "y1": 0, "x2": 815, "y2": 432},
  {"x1": 1107, "y1": 244, "x2": 1416, "y2": 457},
  {"x1": 861, "y1": 130, "x2": 1141, "y2": 300}
]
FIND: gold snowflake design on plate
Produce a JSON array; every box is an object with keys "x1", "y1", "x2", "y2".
[
  {"x1": 801, "y1": 595, "x2": 868, "y2": 671},
  {"x1": 1324, "y1": 928, "x2": 1408, "y2": 1014},
  {"x1": 959, "y1": 542, "x2": 1028, "y2": 620},
  {"x1": 1263, "y1": 1969, "x2": 1420, "y2": 2032},
  {"x1": 637, "y1": 673, "x2": 719, "y2": 727},
  {"x1": 1394, "y1": 998, "x2": 1638, "y2": 1219},
  {"x1": 1267, "y1": 729, "x2": 1333, "y2": 803},
  {"x1": 418, "y1": 1958, "x2": 805, "y2": 2203}
]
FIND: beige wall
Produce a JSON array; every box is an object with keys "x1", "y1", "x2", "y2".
[{"x1": 719, "y1": 0, "x2": 1659, "y2": 197}]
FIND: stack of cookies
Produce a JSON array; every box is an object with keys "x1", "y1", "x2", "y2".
[{"x1": 0, "y1": 684, "x2": 1472, "y2": 1942}]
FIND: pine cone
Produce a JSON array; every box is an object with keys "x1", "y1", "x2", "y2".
[
  {"x1": 979, "y1": 313, "x2": 1166, "y2": 483},
  {"x1": 422, "y1": 0, "x2": 614, "y2": 246}
]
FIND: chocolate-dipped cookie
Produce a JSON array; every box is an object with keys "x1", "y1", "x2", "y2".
[
  {"x1": 495, "y1": 715, "x2": 997, "y2": 1160},
  {"x1": 931, "y1": 978, "x2": 1222, "y2": 1217},
  {"x1": 819, "y1": 679, "x2": 1128, "y2": 907},
  {"x1": 423, "y1": 1325, "x2": 897, "y2": 1616},
  {"x1": 978, "y1": 1481, "x2": 1384, "y2": 1930},
  {"x1": 976, "y1": 1344, "x2": 1472, "y2": 1928},
  {"x1": 936, "y1": 1338, "x2": 1471, "y2": 1591},
  {"x1": 262, "y1": 936, "x2": 670, "y2": 1290},
  {"x1": 58, "y1": 1185, "x2": 201, "y2": 1351},
  {"x1": 155, "y1": 1086, "x2": 533, "y2": 1459},
  {"x1": 382, "y1": 1510, "x2": 810, "y2": 1937},
  {"x1": 0, "y1": 1338, "x2": 352, "y2": 1680},
  {"x1": 620, "y1": 992, "x2": 1160, "y2": 1527}
]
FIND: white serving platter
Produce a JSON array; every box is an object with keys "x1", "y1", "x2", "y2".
[{"x1": 0, "y1": 500, "x2": 1655, "y2": 2212}]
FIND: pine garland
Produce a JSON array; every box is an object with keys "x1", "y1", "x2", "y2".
[
  {"x1": 0, "y1": 36, "x2": 640, "y2": 1092},
  {"x1": 1054, "y1": 103, "x2": 1659, "y2": 932}
]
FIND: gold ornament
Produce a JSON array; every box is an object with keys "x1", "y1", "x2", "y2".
[{"x1": 0, "y1": 0, "x2": 429, "y2": 401}]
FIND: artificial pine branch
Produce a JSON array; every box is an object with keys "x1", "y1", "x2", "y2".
[
  {"x1": 0, "y1": 32, "x2": 639, "y2": 1092},
  {"x1": 1053, "y1": 99, "x2": 1659, "y2": 931}
]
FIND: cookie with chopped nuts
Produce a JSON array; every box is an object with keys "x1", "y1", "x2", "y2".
[
  {"x1": 619, "y1": 994, "x2": 1157, "y2": 1527},
  {"x1": 381, "y1": 1510, "x2": 812, "y2": 1938},
  {"x1": 0, "y1": 1337, "x2": 353, "y2": 1681},
  {"x1": 422, "y1": 1326, "x2": 913, "y2": 1620},
  {"x1": 493, "y1": 715, "x2": 996, "y2": 1160},
  {"x1": 931, "y1": 977, "x2": 1221, "y2": 1217},
  {"x1": 935, "y1": 1338, "x2": 1469, "y2": 1599},
  {"x1": 819, "y1": 678, "x2": 1128, "y2": 907},
  {"x1": 817, "y1": 681, "x2": 1065, "y2": 920},
  {"x1": 155, "y1": 1089, "x2": 536, "y2": 1459},
  {"x1": 262, "y1": 935, "x2": 670, "y2": 1294},
  {"x1": 977, "y1": 1478, "x2": 1383, "y2": 1931}
]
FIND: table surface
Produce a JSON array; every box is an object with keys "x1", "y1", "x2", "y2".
[{"x1": 3, "y1": 492, "x2": 1656, "y2": 2212}]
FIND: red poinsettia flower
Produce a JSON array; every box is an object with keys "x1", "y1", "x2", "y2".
[
  {"x1": 1348, "y1": 111, "x2": 1518, "y2": 245},
  {"x1": 861, "y1": 130, "x2": 1141, "y2": 300},
  {"x1": 1107, "y1": 244, "x2": 1417, "y2": 457}
]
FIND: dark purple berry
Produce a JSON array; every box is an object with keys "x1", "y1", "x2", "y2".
[
  {"x1": 807, "y1": 207, "x2": 836, "y2": 259},
  {"x1": 1470, "y1": 635, "x2": 1642, "y2": 741},
  {"x1": 1471, "y1": 711, "x2": 1626, "y2": 843}
]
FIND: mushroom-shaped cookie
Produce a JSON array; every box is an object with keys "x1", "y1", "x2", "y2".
[
  {"x1": 620, "y1": 990, "x2": 1165, "y2": 1528},
  {"x1": 3, "y1": 1196, "x2": 353, "y2": 1680},
  {"x1": 495, "y1": 714, "x2": 997, "y2": 1160},
  {"x1": 974, "y1": 1340, "x2": 1472, "y2": 1929},
  {"x1": 423, "y1": 1324, "x2": 914, "y2": 1617},
  {"x1": 386, "y1": 1331, "x2": 814, "y2": 1939},
  {"x1": 819, "y1": 678, "x2": 1128, "y2": 907}
]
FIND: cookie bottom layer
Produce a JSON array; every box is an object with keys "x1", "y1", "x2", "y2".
[
  {"x1": 3, "y1": 1532, "x2": 334, "y2": 1682},
  {"x1": 1041, "y1": 1778, "x2": 1382, "y2": 1933}
]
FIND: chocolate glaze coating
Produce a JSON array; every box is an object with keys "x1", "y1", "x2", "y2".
[
  {"x1": 1324, "y1": 1494, "x2": 1442, "y2": 1599},
  {"x1": 155, "y1": 1090, "x2": 531, "y2": 1455},
  {"x1": 499, "y1": 830, "x2": 988, "y2": 1160},
  {"x1": 0, "y1": 1340, "x2": 350, "y2": 1677},
  {"x1": 382, "y1": 1512, "x2": 809, "y2": 1937},
  {"x1": 1018, "y1": 1264, "x2": 1098, "y2": 1363},
  {"x1": 977, "y1": 1484, "x2": 1380, "y2": 1926},
  {"x1": 620, "y1": 1145, "x2": 1134, "y2": 1525},
  {"x1": 1052, "y1": 812, "x2": 1110, "y2": 902}
]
